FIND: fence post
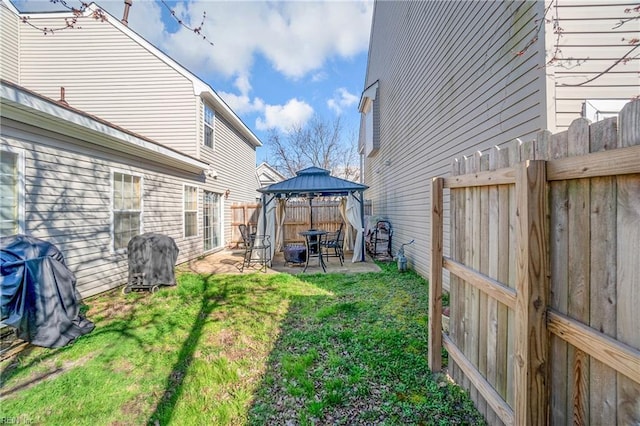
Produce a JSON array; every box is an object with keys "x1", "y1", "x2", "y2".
[
  {"x1": 429, "y1": 177, "x2": 444, "y2": 371},
  {"x1": 514, "y1": 160, "x2": 549, "y2": 425}
]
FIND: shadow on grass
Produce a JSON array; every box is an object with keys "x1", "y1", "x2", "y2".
[
  {"x1": 0, "y1": 290, "x2": 150, "y2": 390},
  {"x1": 147, "y1": 274, "x2": 228, "y2": 424}
]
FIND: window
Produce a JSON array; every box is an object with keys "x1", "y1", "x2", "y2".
[
  {"x1": 203, "y1": 104, "x2": 215, "y2": 149},
  {"x1": 0, "y1": 149, "x2": 23, "y2": 236},
  {"x1": 112, "y1": 171, "x2": 142, "y2": 251},
  {"x1": 203, "y1": 191, "x2": 220, "y2": 251},
  {"x1": 358, "y1": 81, "x2": 379, "y2": 157},
  {"x1": 583, "y1": 99, "x2": 628, "y2": 123},
  {"x1": 184, "y1": 185, "x2": 198, "y2": 237}
]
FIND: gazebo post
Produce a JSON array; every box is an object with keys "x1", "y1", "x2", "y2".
[
  {"x1": 261, "y1": 193, "x2": 267, "y2": 236},
  {"x1": 359, "y1": 189, "x2": 366, "y2": 262}
]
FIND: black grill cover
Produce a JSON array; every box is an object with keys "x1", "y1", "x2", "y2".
[
  {"x1": 127, "y1": 233, "x2": 179, "y2": 287},
  {"x1": 0, "y1": 235, "x2": 94, "y2": 348}
]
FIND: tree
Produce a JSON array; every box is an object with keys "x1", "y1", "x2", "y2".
[{"x1": 266, "y1": 115, "x2": 360, "y2": 182}]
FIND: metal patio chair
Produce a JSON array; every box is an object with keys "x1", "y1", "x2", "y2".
[{"x1": 322, "y1": 222, "x2": 345, "y2": 265}]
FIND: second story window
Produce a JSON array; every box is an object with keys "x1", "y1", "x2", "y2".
[{"x1": 204, "y1": 104, "x2": 215, "y2": 149}]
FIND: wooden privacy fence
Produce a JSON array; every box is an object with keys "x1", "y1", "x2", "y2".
[
  {"x1": 230, "y1": 199, "x2": 371, "y2": 248},
  {"x1": 428, "y1": 100, "x2": 640, "y2": 426}
]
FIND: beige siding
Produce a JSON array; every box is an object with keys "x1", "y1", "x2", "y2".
[
  {"x1": 362, "y1": 1, "x2": 547, "y2": 280},
  {"x1": 199, "y1": 103, "x2": 260, "y2": 246},
  {"x1": 551, "y1": 1, "x2": 640, "y2": 129},
  {"x1": 0, "y1": 2, "x2": 20, "y2": 82},
  {"x1": 2, "y1": 118, "x2": 205, "y2": 298},
  {"x1": 17, "y1": 16, "x2": 199, "y2": 156}
]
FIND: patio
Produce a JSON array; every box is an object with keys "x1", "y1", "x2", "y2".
[{"x1": 177, "y1": 249, "x2": 382, "y2": 275}]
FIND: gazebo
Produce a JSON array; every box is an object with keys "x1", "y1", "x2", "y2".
[{"x1": 257, "y1": 167, "x2": 369, "y2": 262}]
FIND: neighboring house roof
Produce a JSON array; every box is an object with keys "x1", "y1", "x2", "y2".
[
  {"x1": 6, "y1": 0, "x2": 262, "y2": 149},
  {"x1": 258, "y1": 166, "x2": 368, "y2": 196},
  {"x1": 1, "y1": 79, "x2": 209, "y2": 174},
  {"x1": 256, "y1": 162, "x2": 286, "y2": 188}
]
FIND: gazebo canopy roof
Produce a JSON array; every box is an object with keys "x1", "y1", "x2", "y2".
[{"x1": 257, "y1": 166, "x2": 368, "y2": 197}]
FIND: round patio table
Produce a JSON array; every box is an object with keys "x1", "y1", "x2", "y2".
[{"x1": 299, "y1": 230, "x2": 328, "y2": 272}]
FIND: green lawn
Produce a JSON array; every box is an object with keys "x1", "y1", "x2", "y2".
[{"x1": 0, "y1": 263, "x2": 484, "y2": 425}]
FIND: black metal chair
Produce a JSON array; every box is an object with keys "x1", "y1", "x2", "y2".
[
  {"x1": 241, "y1": 234, "x2": 271, "y2": 273},
  {"x1": 322, "y1": 223, "x2": 344, "y2": 265},
  {"x1": 238, "y1": 224, "x2": 251, "y2": 249}
]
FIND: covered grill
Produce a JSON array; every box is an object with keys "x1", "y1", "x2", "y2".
[
  {"x1": 124, "y1": 233, "x2": 179, "y2": 294},
  {"x1": 0, "y1": 235, "x2": 94, "y2": 348}
]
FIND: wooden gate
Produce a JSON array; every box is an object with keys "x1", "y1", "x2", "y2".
[{"x1": 429, "y1": 100, "x2": 640, "y2": 425}]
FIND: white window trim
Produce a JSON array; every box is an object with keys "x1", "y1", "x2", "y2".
[
  {"x1": 1, "y1": 146, "x2": 25, "y2": 235},
  {"x1": 183, "y1": 184, "x2": 199, "y2": 238},
  {"x1": 110, "y1": 168, "x2": 144, "y2": 254},
  {"x1": 203, "y1": 190, "x2": 223, "y2": 252},
  {"x1": 203, "y1": 103, "x2": 215, "y2": 150}
]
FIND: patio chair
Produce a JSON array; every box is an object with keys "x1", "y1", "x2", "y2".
[
  {"x1": 241, "y1": 234, "x2": 271, "y2": 273},
  {"x1": 322, "y1": 222, "x2": 344, "y2": 265},
  {"x1": 238, "y1": 224, "x2": 251, "y2": 249}
]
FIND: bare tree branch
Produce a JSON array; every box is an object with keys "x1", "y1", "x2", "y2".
[
  {"x1": 267, "y1": 115, "x2": 359, "y2": 181},
  {"x1": 159, "y1": 0, "x2": 214, "y2": 46}
]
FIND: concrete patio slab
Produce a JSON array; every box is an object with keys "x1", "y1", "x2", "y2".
[{"x1": 177, "y1": 250, "x2": 382, "y2": 275}]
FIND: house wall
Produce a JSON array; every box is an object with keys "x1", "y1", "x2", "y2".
[
  {"x1": 361, "y1": 0, "x2": 548, "y2": 280},
  {"x1": 14, "y1": 14, "x2": 199, "y2": 157},
  {"x1": 197, "y1": 98, "x2": 260, "y2": 246},
  {"x1": 550, "y1": 1, "x2": 640, "y2": 129},
  {"x1": 0, "y1": 2, "x2": 19, "y2": 82},
  {"x1": 2, "y1": 117, "x2": 205, "y2": 298},
  {"x1": 5, "y1": 4, "x2": 262, "y2": 255}
]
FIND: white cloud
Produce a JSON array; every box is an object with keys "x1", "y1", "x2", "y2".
[
  {"x1": 256, "y1": 98, "x2": 314, "y2": 132},
  {"x1": 122, "y1": 0, "x2": 373, "y2": 80},
  {"x1": 327, "y1": 87, "x2": 359, "y2": 115},
  {"x1": 219, "y1": 91, "x2": 265, "y2": 115},
  {"x1": 15, "y1": 0, "x2": 373, "y2": 79}
]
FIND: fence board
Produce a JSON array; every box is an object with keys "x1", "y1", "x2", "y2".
[
  {"x1": 566, "y1": 118, "x2": 591, "y2": 425},
  {"x1": 548, "y1": 129, "x2": 570, "y2": 425},
  {"x1": 486, "y1": 146, "x2": 501, "y2": 426},
  {"x1": 478, "y1": 153, "x2": 490, "y2": 419},
  {"x1": 450, "y1": 158, "x2": 463, "y2": 386},
  {"x1": 506, "y1": 139, "x2": 520, "y2": 408},
  {"x1": 513, "y1": 160, "x2": 549, "y2": 426},
  {"x1": 588, "y1": 117, "x2": 618, "y2": 425},
  {"x1": 428, "y1": 177, "x2": 444, "y2": 371},
  {"x1": 461, "y1": 155, "x2": 478, "y2": 404},
  {"x1": 616, "y1": 100, "x2": 640, "y2": 425}
]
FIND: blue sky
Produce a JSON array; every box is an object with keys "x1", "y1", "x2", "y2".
[{"x1": 13, "y1": 0, "x2": 374, "y2": 164}]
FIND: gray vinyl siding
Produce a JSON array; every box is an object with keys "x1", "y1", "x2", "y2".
[
  {"x1": 2, "y1": 118, "x2": 204, "y2": 299},
  {"x1": 0, "y1": 3, "x2": 20, "y2": 82},
  {"x1": 361, "y1": 0, "x2": 547, "y2": 281},
  {"x1": 551, "y1": 1, "x2": 640, "y2": 129},
  {"x1": 199, "y1": 99, "x2": 260, "y2": 246},
  {"x1": 17, "y1": 16, "x2": 199, "y2": 156}
]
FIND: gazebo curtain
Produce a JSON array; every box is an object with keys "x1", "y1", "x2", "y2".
[
  {"x1": 346, "y1": 192, "x2": 364, "y2": 263},
  {"x1": 275, "y1": 198, "x2": 287, "y2": 252},
  {"x1": 256, "y1": 194, "x2": 277, "y2": 264},
  {"x1": 339, "y1": 197, "x2": 352, "y2": 250}
]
